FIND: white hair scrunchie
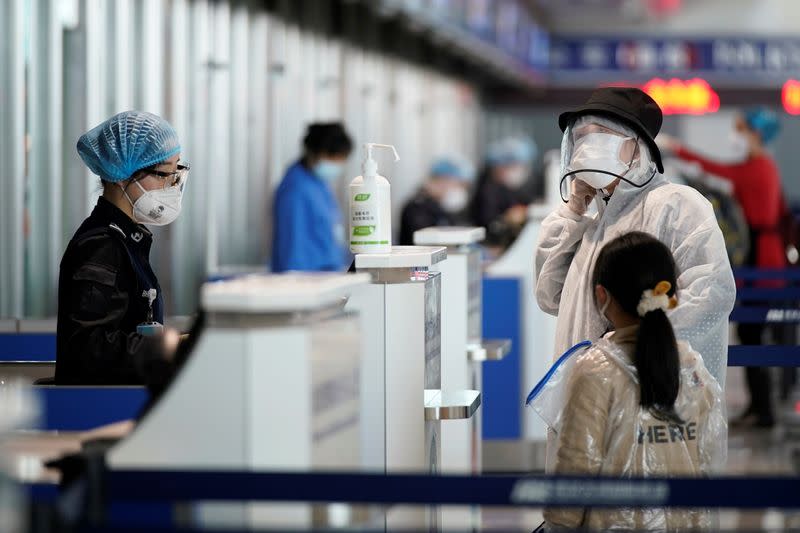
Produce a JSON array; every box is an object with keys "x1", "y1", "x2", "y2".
[{"x1": 636, "y1": 281, "x2": 678, "y2": 317}]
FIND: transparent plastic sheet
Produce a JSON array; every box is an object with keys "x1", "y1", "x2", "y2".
[
  {"x1": 526, "y1": 336, "x2": 727, "y2": 531},
  {"x1": 525, "y1": 341, "x2": 592, "y2": 434}
]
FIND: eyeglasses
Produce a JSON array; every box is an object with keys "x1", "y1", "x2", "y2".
[{"x1": 145, "y1": 163, "x2": 190, "y2": 188}]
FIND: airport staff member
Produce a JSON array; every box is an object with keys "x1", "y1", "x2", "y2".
[
  {"x1": 470, "y1": 137, "x2": 536, "y2": 248},
  {"x1": 535, "y1": 87, "x2": 736, "y2": 389},
  {"x1": 399, "y1": 157, "x2": 473, "y2": 245},
  {"x1": 271, "y1": 123, "x2": 353, "y2": 272},
  {"x1": 56, "y1": 111, "x2": 187, "y2": 385},
  {"x1": 660, "y1": 107, "x2": 785, "y2": 427}
]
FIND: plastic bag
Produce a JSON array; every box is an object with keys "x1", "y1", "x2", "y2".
[{"x1": 526, "y1": 340, "x2": 592, "y2": 433}]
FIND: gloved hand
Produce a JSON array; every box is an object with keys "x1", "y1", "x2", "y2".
[
  {"x1": 567, "y1": 179, "x2": 597, "y2": 215},
  {"x1": 655, "y1": 133, "x2": 681, "y2": 153}
]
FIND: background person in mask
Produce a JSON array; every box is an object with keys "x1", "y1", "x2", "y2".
[
  {"x1": 660, "y1": 107, "x2": 785, "y2": 427},
  {"x1": 271, "y1": 122, "x2": 352, "y2": 272},
  {"x1": 535, "y1": 88, "x2": 736, "y2": 395},
  {"x1": 470, "y1": 136, "x2": 536, "y2": 248},
  {"x1": 56, "y1": 111, "x2": 187, "y2": 385},
  {"x1": 398, "y1": 157, "x2": 474, "y2": 245}
]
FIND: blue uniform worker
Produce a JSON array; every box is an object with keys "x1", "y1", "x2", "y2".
[
  {"x1": 270, "y1": 122, "x2": 353, "y2": 272},
  {"x1": 271, "y1": 160, "x2": 346, "y2": 272}
]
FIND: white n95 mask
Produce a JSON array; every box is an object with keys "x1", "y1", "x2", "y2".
[
  {"x1": 122, "y1": 180, "x2": 185, "y2": 226},
  {"x1": 440, "y1": 187, "x2": 469, "y2": 213},
  {"x1": 502, "y1": 165, "x2": 529, "y2": 189},
  {"x1": 567, "y1": 132, "x2": 635, "y2": 189},
  {"x1": 729, "y1": 130, "x2": 750, "y2": 161}
]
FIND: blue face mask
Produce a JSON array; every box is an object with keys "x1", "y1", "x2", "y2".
[{"x1": 313, "y1": 159, "x2": 344, "y2": 183}]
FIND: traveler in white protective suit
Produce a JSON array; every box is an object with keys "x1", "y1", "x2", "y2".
[
  {"x1": 535, "y1": 87, "x2": 736, "y2": 389},
  {"x1": 528, "y1": 232, "x2": 726, "y2": 531}
]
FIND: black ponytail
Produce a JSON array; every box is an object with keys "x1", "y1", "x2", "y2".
[
  {"x1": 592, "y1": 232, "x2": 682, "y2": 422},
  {"x1": 636, "y1": 309, "x2": 682, "y2": 423}
]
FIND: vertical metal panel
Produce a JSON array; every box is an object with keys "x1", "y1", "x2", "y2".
[
  {"x1": 26, "y1": 0, "x2": 65, "y2": 316},
  {"x1": 245, "y1": 10, "x2": 271, "y2": 264},
  {"x1": 265, "y1": 14, "x2": 287, "y2": 262},
  {"x1": 167, "y1": 0, "x2": 193, "y2": 312},
  {"x1": 315, "y1": 38, "x2": 342, "y2": 122},
  {"x1": 187, "y1": 0, "x2": 211, "y2": 298},
  {"x1": 136, "y1": 0, "x2": 169, "y2": 293},
  {"x1": 139, "y1": 0, "x2": 165, "y2": 114},
  {"x1": 47, "y1": 0, "x2": 64, "y2": 280},
  {"x1": 340, "y1": 44, "x2": 367, "y2": 189},
  {"x1": 61, "y1": 1, "x2": 89, "y2": 256},
  {"x1": 84, "y1": 0, "x2": 109, "y2": 215},
  {"x1": 111, "y1": 0, "x2": 134, "y2": 111},
  {"x1": 386, "y1": 62, "x2": 422, "y2": 221},
  {"x1": 281, "y1": 25, "x2": 304, "y2": 169},
  {"x1": 206, "y1": 1, "x2": 231, "y2": 273},
  {"x1": 0, "y1": 0, "x2": 26, "y2": 317},
  {"x1": 228, "y1": 3, "x2": 250, "y2": 265}
]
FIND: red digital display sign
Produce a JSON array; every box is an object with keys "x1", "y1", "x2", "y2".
[
  {"x1": 642, "y1": 78, "x2": 720, "y2": 115},
  {"x1": 783, "y1": 79, "x2": 800, "y2": 115}
]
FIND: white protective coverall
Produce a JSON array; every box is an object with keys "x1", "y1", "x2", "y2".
[{"x1": 535, "y1": 115, "x2": 736, "y2": 387}]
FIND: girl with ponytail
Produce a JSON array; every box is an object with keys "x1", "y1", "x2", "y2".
[{"x1": 535, "y1": 232, "x2": 726, "y2": 531}]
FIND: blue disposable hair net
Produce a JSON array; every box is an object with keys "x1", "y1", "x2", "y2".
[
  {"x1": 430, "y1": 156, "x2": 475, "y2": 182},
  {"x1": 744, "y1": 107, "x2": 780, "y2": 145},
  {"x1": 77, "y1": 110, "x2": 181, "y2": 183},
  {"x1": 486, "y1": 136, "x2": 538, "y2": 166}
]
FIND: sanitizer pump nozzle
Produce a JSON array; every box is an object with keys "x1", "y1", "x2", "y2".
[
  {"x1": 349, "y1": 143, "x2": 400, "y2": 255},
  {"x1": 362, "y1": 143, "x2": 400, "y2": 179}
]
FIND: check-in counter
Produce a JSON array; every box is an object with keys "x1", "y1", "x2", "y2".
[{"x1": 107, "y1": 273, "x2": 370, "y2": 529}]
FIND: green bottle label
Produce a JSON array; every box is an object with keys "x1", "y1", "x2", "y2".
[
  {"x1": 352, "y1": 225, "x2": 375, "y2": 236},
  {"x1": 354, "y1": 193, "x2": 371, "y2": 202}
]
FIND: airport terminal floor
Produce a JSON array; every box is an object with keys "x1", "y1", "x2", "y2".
[{"x1": 3, "y1": 0, "x2": 800, "y2": 531}]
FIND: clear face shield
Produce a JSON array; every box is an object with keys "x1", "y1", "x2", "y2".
[{"x1": 559, "y1": 116, "x2": 657, "y2": 203}]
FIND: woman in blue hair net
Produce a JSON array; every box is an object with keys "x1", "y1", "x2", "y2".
[
  {"x1": 660, "y1": 107, "x2": 786, "y2": 427},
  {"x1": 55, "y1": 110, "x2": 189, "y2": 385}
]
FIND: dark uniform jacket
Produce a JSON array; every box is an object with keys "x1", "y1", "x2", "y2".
[
  {"x1": 55, "y1": 197, "x2": 170, "y2": 385},
  {"x1": 399, "y1": 192, "x2": 462, "y2": 245}
]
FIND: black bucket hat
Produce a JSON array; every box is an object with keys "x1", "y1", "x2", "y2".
[{"x1": 558, "y1": 87, "x2": 664, "y2": 173}]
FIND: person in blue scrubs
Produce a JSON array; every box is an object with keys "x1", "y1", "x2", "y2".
[{"x1": 271, "y1": 123, "x2": 353, "y2": 272}]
